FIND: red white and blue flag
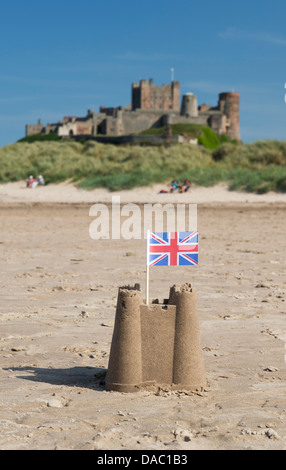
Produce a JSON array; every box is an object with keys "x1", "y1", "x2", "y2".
[{"x1": 147, "y1": 231, "x2": 198, "y2": 267}]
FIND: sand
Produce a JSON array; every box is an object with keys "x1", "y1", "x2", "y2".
[
  {"x1": 0, "y1": 181, "x2": 286, "y2": 450},
  {"x1": 2, "y1": 180, "x2": 286, "y2": 205}
]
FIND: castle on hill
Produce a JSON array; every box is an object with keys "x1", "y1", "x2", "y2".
[{"x1": 25, "y1": 78, "x2": 240, "y2": 142}]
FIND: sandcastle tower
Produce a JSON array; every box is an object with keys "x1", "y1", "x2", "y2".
[{"x1": 105, "y1": 283, "x2": 206, "y2": 392}]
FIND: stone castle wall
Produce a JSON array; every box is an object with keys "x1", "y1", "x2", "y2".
[
  {"x1": 132, "y1": 79, "x2": 180, "y2": 111},
  {"x1": 218, "y1": 92, "x2": 240, "y2": 141},
  {"x1": 25, "y1": 78, "x2": 241, "y2": 141}
]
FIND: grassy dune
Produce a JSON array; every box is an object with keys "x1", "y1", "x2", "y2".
[{"x1": 1, "y1": 137, "x2": 286, "y2": 193}]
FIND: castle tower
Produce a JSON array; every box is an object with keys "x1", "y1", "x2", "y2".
[
  {"x1": 218, "y1": 92, "x2": 240, "y2": 141},
  {"x1": 131, "y1": 79, "x2": 180, "y2": 111},
  {"x1": 180, "y1": 92, "x2": 198, "y2": 117}
]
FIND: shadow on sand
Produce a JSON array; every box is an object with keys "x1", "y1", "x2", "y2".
[{"x1": 4, "y1": 366, "x2": 107, "y2": 391}]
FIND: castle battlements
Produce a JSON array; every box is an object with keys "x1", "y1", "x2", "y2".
[
  {"x1": 105, "y1": 283, "x2": 206, "y2": 393},
  {"x1": 25, "y1": 78, "x2": 240, "y2": 142}
]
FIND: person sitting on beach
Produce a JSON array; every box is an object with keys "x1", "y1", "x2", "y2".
[
  {"x1": 180, "y1": 179, "x2": 191, "y2": 193},
  {"x1": 158, "y1": 179, "x2": 179, "y2": 194},
  {"x1": 169, "y1": 180, "x2": 179, "y2": 193},
  {"x1": 26, "y1": 175, "x2": 35, "y2": 188},
  {"x1": 37, "y1": 175, "x2": 45, "y2": 186}
]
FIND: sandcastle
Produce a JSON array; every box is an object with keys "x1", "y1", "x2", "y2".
[{"x1": 105, "y1": 283, "x2": 206, "y2": 392}]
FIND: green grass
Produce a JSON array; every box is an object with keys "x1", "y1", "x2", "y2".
[
  {"x1": 18, "y1": 133, "x2": 61, "y2": 143},
  {"x1": 0, "y1": 137, "x2": 286, "y2": 193},
  {"x1": 139, "y1": 123, "x2": 237, "y2": 149}
]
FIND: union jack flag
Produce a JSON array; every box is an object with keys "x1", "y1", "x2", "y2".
[{"x1": 147, "y1": 231, "x2": 198, "y2": 267}]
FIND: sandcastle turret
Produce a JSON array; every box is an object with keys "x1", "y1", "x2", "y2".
[
  {"x1": 105, "y1": 283, "x2": 206, "y2": 392},
  {"x1": 170, "y1": 284, "x2": 206, "y2": 389},
  {"x1": 105, "y1": 285, "x2": 142, "y2": 392}
]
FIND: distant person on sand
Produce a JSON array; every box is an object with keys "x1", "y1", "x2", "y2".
[
  {"x1": 26, "y1": 175, "x2": 35, "y2": 188},
  {"x1": 180, "y1": 179, "x2": 191, "y2": 193},
  {"x1": 37, "y1": 175, "x2": 45, "y2": 186},
  {"x1": 169, "y1": 180, "x2": 178, "y2": 193},
  {"x1": 26, "y1": 175, "x2": 45, "y2": 188},
  {"x1": 158, "y1": 179, "x2": 179, "y2": 194}
]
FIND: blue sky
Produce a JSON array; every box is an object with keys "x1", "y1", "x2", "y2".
[{"x1": 0, "y1": 0, "x2": 285, "y2": 147}]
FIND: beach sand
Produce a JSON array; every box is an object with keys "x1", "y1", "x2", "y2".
[{"x1": 0, "y1": 181, "x2": 285, "y2": 450}]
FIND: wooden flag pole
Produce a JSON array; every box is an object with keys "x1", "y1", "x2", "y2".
[
  {"x1": 146, "y1": 230, "x2": 150, "y2": 305},
  {"x1": 146, "y1": 263, "x2": 150, "y2": 305}
]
